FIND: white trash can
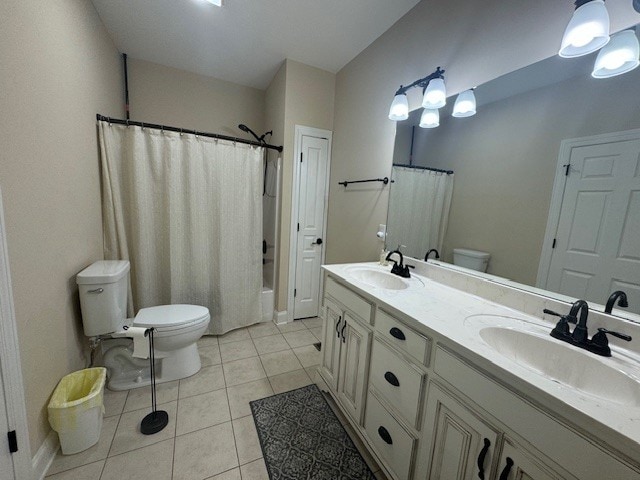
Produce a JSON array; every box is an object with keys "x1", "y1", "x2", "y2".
[{"x1": 48, "y1": 367, "x2": 107, "y2": 454}]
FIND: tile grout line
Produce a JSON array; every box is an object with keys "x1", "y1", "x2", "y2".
[{"x1": 220, "y1": 357, "x2": 242, "y2": 475}]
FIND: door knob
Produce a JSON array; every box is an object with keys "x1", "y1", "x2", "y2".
[{"x1": 312, "y1": 238, "x2": 323, "y2": 245}]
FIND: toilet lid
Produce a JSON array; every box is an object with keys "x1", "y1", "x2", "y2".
[{"x1": 134, "y1": 304, "x2": 210, "y2": 328}]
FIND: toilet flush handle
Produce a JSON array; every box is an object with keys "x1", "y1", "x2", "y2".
[{"x1": 87, "y1": 288, "x2": 104, "y2": 294}]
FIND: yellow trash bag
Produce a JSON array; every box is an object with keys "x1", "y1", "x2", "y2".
[{"x1": 48, "y1": 367, "x2": 106, "y2": 454}]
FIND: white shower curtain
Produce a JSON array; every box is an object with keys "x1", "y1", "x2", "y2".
[
  {"x1": 98, "y1": 121, "x2": 263, "y2": 335},
  {"x1": 386, "y1": 166, "x2": 454, "y2": 259}
]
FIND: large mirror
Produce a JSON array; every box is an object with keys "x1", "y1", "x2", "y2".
[{"x1": 387, "y1": 26, "x2": 640, "y2": 319}]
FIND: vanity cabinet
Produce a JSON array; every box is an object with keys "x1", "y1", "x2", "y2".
[
  {"x1": 320, "y1": 278, "x2": 372, "y2": 424},
  {"x1": 425, "y1": 384, "x2": 500, "y2": 480},
  {"x1": 318, "y1": 270, "x2": 640, "y2": 480}
]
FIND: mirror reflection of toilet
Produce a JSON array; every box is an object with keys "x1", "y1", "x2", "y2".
[
  {"x1": 76, "y1": 261, "x2": 210, "y2": 390},
  {"x1": 452, "y1": 248, "x2": 491, "y2": 273}
]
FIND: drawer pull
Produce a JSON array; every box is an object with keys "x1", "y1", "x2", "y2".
[
  {"x1": 335, "y1": 315, "x2": 342, "y2": 338},
  {"x1": 341, "y1": 321, "x2": 347, "y2": 343},
  {"x1": 499, "y1": 457, "x2": 514, "y2": 480},
  {"x1": 384, "y1": 371, "x2": 400, "y2": 387},
  {"x1": 377, "y1": 426, "x2": 393, "y2": 445},
  {"x1": 389, "y1": 327, "x2": 406, "y2": 341},
  {"x1": 477, "y1": 438, "x2": 491, "y2": 479}
]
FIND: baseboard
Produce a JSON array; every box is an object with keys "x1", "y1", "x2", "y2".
[
  {"x1": 32, "y1": 430, "x2": 59, "y2": 480},
  {"x1": 273, "y1": 310, "x2": 288, "y2": 325}
]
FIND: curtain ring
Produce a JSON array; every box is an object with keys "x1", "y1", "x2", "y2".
[
  {"x1": 126, "y1": 119, "x2": 130, "y2": 128},
  {"x1": 161, "y1": 125, "x2": 164, "y2": 134},
  {"x1": 180, "y1": 128, "x2": 184, "y2": 137},
  {"x1": 140, "y1": 122, "x2": 144, "y2": 131}
]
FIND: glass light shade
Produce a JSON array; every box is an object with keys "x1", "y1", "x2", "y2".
[
  {"x1": 559, "y1": 0, "x2": 610, "y2": 58},
  {"x1": 422, "y1": 78, "x2": 446, "y2": 109},
  {"x1": 592, "y1": 30, "x2": 640, "y2": 78},
  {"x1": 419, "y1": 109, "x2": 440, "y2": 128},
  {"x1": 452, "y1": 90, "x2": 477, "y2": 118},
  {"x1": 388, "y1": 93, "x2": 409, "y2": 121}
]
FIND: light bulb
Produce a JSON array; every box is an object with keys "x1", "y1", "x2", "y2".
[
  {"x1": 592, "y1": 30, "x2": 640, "y2": 78},
  {"x1": 388, "y1": 93, "x2": 409, "y2": 121},
  {"x1": 452, "y1": 90, "x2": 477, "y2": 118},
  {"x1": 422, "y1": 78, "x2": 446, "y2": 109},
  {"x1": 419, "y1": 109, "x2": 439, "y2": 128},
  {"x1": 559, "y1": 0, "x2": 610, "y2": 58}
]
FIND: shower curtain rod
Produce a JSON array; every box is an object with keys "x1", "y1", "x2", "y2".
[
  {"x1": 393, "y1": 163, "x2": 453, "y2": 175},
  {"x1": 96, "y1": 114, "x2": 284, "y2": 152}
]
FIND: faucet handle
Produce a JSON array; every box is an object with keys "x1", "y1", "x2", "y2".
[
  {"x1": 543, "y1": 309, "x2": 576, "y2": 323},
  {"x1": 595, "y1": 328, "x2": 632, "y2": 342},
  {"x1": 588, "y1": 328, "x2": 632, "y2": 357}
]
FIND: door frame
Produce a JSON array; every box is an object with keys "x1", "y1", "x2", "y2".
[
  {"x1": 0, "y1": 186, "x2": 33, "y2": 479},
  {"x1": 287, "y1": 125, "x2": 333, "y2": 323},
  {"x1": 536, "y1": 128, "x2": 640, "y2": 289}
]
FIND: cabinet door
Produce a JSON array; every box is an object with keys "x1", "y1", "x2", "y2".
[
  {"x1": 320, "y1": 298, "x2": 342, "y2": 391},
  {"x1": 494, "y1": 439, "x2": 577, "y2": 480},
  {"x1": 426, "y1": 385, "x2": 500, "y2": 480},
  {"x1": 337, "y1": 312, "x2": 372, "y2": 425}
]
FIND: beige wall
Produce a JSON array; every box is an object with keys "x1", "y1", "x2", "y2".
[
  {"x1": 411, "y1": 67, "x2": 640, "y2": 285},
  {"x1": 272, "y1": 60, "x2": 336, "y2": 311},
  {"x1": 327, "y1": 0, "x2": 639, "y2": 265},
  {"x1": 0, "y1": 0, "x2": 123, "y2": 453},
  {"x1": 128, "y1": 58, "x2": 265, "y2": 142}
]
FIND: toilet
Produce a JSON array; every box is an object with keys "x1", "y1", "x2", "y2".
[
  {"x1": 76, "y1": 260, "x2": 210, "y2": 390},
  {"x1": 452, "y1": 248, "x2": 491, "y2": 272}
]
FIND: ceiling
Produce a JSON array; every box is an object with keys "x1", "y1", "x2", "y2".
[{"x1": 91, "y1": 0, "x2": 421, "y2": 90}]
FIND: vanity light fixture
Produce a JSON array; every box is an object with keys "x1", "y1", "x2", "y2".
[
  {"x1": 419, "y1": 109, "x2": 440, "y2": 128},
  {"x1": 452, "y1": 89, "x2": 477, "y2": 118},
  {"x1": 204, "y1": 0, "x2": 223, "y2": 5},
  {"x1": 592, "y1": 29, "x2": 640, "y2": 78},
  {"x1": 388, "y1": 67, "x2": 446, "y2": 122},
  {"x1": 388, "y1": 93, "x2": 410, "y2": 121},
  {"x1": 422, "y1": 76, "x2": 447, "y2": 109},
  {"x1": 559, "y1": 0, "x2": 610, "y2": 58}
]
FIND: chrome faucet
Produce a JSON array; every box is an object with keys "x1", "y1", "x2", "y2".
[
  {"x1": 605, "y1": 291, "x2": 628, "y2": 315},
  {"x1": 424, "y1": 249, "x2": 440, "y2": 261}
]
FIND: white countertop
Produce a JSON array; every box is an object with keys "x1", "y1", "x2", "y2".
[{"x1": 323, "y1": 262, "x2": 640, "y2": 461}]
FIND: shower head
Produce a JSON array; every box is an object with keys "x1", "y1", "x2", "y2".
[{"x1": 238, "y1": 124, "x2": 262, "y2": 143}]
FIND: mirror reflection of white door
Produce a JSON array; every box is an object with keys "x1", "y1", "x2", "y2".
[
  {"x1": 294, "y1": 134, "x2": 329, "y2": 319},
  {"x1": 545, "y1": 136, "x2": 640, "y2": 313}
]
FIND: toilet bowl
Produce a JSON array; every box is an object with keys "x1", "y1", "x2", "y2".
[{"x1": 77, "y1": 261, "x2": 210, "y2": 391}]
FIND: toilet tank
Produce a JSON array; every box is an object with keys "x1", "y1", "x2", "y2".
[
  {"x1": 76, "y1": 261, "x2": 130, "y2": 337},
  {"x1": 453, "y1": 248, "x2": 490, "y2": 273}
]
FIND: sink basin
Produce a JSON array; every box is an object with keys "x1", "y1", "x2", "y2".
[
  {"x1": 346, "y1": 267, "x2": 409, "y2": 290},
  {"x1": 479, "y1": 326, "x2": 640, "y2": 406}
]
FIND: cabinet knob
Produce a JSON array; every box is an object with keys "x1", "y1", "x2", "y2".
[
  {"x1": 384, "y1": 371, "x2": 400, "y2": 387},
  {"x1": 377, "y1": 426, "x2": 393, "y2": 445},
  {"x1": 499, "y1": 457, "x2": 514, "y2": 480},
  {"x1": 389, "y1": 327, "x2": 406, "y2": 341}
]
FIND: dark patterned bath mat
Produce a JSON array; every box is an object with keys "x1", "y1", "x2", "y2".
[{"x1": 250, "y1": 384, "x2": 376, "y2": 480}]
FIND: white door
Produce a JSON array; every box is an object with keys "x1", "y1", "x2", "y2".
[
  {"x1": 0, "y1": 357, "x2": 15, "y2": 479},
  {"x1": 545, "y1": 137, "x2": 640, "y2": 313},
  {"x1": 294, "y1": 134, "x2": 329, "y2": 319}
]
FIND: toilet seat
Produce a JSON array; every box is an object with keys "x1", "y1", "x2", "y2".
[{"x1": 133, "y1": 304, "x2": 210, "y2": 332}]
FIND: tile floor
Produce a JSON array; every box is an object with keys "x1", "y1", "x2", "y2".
[{"x1": 45, "y1": 318, "x2": 386, "y2": 480}]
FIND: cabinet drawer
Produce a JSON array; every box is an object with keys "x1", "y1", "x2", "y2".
[
  {"x1": 325, "y1": 277, "x2": 372, "y2": 323},
  {"x1": 364, "y1": 392, "x2": 416, "y2": 480},
  {"x1": 375, "y1": 309, "x2": 430, "y2": 365},
  {"x1": 370, "y1": 338, "x2": 425, "y2": 428}
]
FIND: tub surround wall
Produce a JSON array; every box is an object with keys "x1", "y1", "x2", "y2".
[
  {"x1": 327, "y1": 0, "x2": 639, "y2": 266},
  {"x1": 0, "y1": 0, "x2": 123, "y2": 456}
]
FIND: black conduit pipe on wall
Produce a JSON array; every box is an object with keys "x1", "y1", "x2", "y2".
[{"x1": 123, "y1": 53, "x2": 130, "y2": 120}]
